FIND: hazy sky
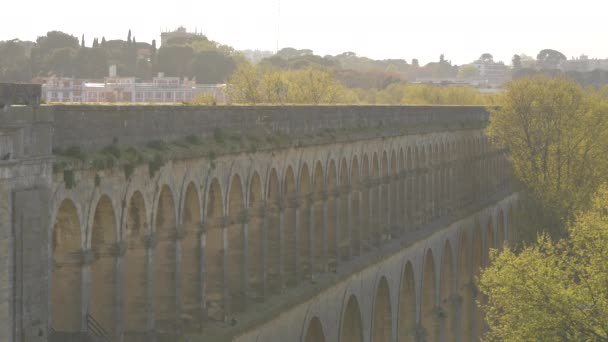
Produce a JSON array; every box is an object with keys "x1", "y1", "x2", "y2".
[{"x1": 2, "y1": 0, "x2": 606, "y2": 65}]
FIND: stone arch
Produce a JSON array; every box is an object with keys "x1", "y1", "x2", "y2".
[
  {"x1": 372, "y1": 276, "x2": 392, "y2": 342},
  {"x1": 51, "y1": 199, "x2": 83, "y2": 332},
  {"x1": 339, "y1": 158, "x2": 349, "y2": 261},
  {"x1": 351, "y1": 155, "x2": 361, "y2": 256},
  {"x1": 304, "y1": 317, "x2": 326, "y2": 342},
  {"x1": 299, "y1": 163, "x2": 312, "y2": 281},
  {"x1": 340, "y1": 295, "x2": 364, "y2": 342},
  {"x1": 312, "y1": 160, "x2": 325, "y2": 274},
  {"x1": 398, "y1": 261, "x2": 416, "y2": 342},
  {"x1": 154, "y1": 185, "x2": 178, "y2": 333},
  {"x1": 267, "y1": 168, "x2": 282, "y2": 293},
  {"x1": 326, "y1": 159, "x2": 338, "y2": 271},
  {"x1": 441, "y1": 240, "x2": 456, "y2": 341},
  {"x1": 90, "y1": 195, "x2": 118, "y2": 335},
  {"x1": 421, "y1": 249, "x2": 437, "y2": 341},
  {"x1": 227, "y1": 174, "x2": 246, "y2": 311},
  {"x1": 248, "y1": 172, "x2": 264, "y2": 300},
  {"x1": 284, "y1": 165, "x2": 298, "y2": 286},
  {"x1": 406, "y1": 147, "x2": 414, "y2": 228},
  {"x1": 205, "y1": 178, "x2": 225, "y2": 321},
  {"x1": 507, "y1": 205, "x2": 514, "y2": 245},
  {"x1": 124, "y1": 191, "x2": 148, "y2": 337},
  {"x1": 181, "y1": 182, "x2": 202, "y2": 329}
]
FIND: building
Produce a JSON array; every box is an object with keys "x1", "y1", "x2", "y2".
[
  {"x1": 160, "y1": 26, "x2": 206, "y2": 46},
  {"x1": 470, "y1": 60, "x2": 510, "y2": 86},
  {"x1": 560, "y1": 55, "x2": 608, "y2": 72},
  {"x1": 41, "y1": 75, "x2": 225, "y2": 104}
]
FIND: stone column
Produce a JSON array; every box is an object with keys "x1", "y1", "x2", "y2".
[
  {"x1": 321, "y1": 193, "x2": 329, "y2": 273},
  {"x1": 113, "y1": 241, "x2": 127, "y2": 341},
  {"x1": 240, "y1": 210, "x2": 250, "y2": 309},
  {"x1": 198, "y1": 222, "x2": 207, "y2": 328},
  {"x1": 307, "y1": 193, "x2": 315, "y2": 281},
  {"x1": 260, "y1": 205, "x2": 268, "y2": 300},
  {"x1": 221, "y1": 217, "x2": 230, "y2": 321},
  {"x1": 278, "y1": 201, "x2": 286, "y2": 291},
  {"x1": 292, "y1": 197, "x2": 301, "y2": 285},
  {"x1": 174, "y1": 225, "x2": 185, "y2": 334},
  {"x1": 345, "y1": 187, "x2": 353, "y2": 260},
  {"x1": 143, "y1": 231, "x2": 156, "y2": 338},
  {"x1": 334, "y1": 191, "x2": 341, "y2": 270}
]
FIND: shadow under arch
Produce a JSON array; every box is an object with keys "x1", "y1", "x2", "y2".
[
  {"x1": 398, "y1": 261, "x2": 416, "y2": 342},
  {"x1": 371, "y1": 276, "x2": 392, "y2": 342},
  {"x1": 340, "y1": 295, "x2": 364, "y2": 342}
]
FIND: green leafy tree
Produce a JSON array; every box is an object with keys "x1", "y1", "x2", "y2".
[
  {"x1": 487, "y1": 76, "x2": 608, "y2": 236},
  {"x1": 154, "y1": 45, "x2": 194, "y2": 77},
  {"x1": 0, "y1": 40, "x2": 32, "y2": 82},
  {"x1": 537, "y1": 49, "x2": 567, "y2": 70},
  {"x1": 458, "y1": 64, "x2": 479, "y2": 79},
  {"x1": 480, "y1": 184, "x2": 608, "y2": 341}
]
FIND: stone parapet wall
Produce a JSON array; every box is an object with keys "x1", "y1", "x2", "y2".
[{"x1": 10, "y1": 105, "x2": 488, "y2": 152}]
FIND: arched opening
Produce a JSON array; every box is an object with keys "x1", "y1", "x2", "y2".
[
  {"x1": 304, "y1": 317, "x2": 326, "y2": 342},
  {"x1": 507, "y1": 206, "x2": 514, "y2": 245},
  {"x1": 267, "y1": 169, "x2": 282, "y2": 293},
  {"x1": 154, "y1": 185, "x2": 177, "y2": 333},
  {"x1": 299, "y1": 164, "x2": 312, "y2": 281},
  {"x1": 248, "y1": 172, "x2": 264, "y2": 300},
  {"x1": 52, "y1": 199, "x2": 83, "y2": 332},
  {"x1": 371, "y1": 153, "x2": 380, "y2": 246},
  {"x1": 398, "y1": 261, "x2": 416, "y2": 342},
  {"x1": 380, "y1": 151, "x2": 389, "y2": 242},
  {"x1": 339, "y1": 158, "x2": 350, "y2": 261},
  {"x1": 458, "y1": 232, "x2": 472, "y2": 342},
  {"x1": 284, "y1": 166, "x2": 298, "y2": 287},
  {"x1": 205, "y1": 178, "x2": 224, "y2": 321},
  {"x1": 181, "y1": 183, "x2": 202, "y2": 330},
  {"x1": 312, "y1": 161, "x2": 325, "y2": 274},
  {"x1": 372, "y1": 277, "x2": 392, "y2": 342},
  {"x1": 340, "y1": 295, "x2": 363, "y2": 342},
  {"x1": 441, "y1": 241, "x2": 455, "y2": 342},
  {"x1": 90, "y1": 195, "x2": 118, "y2": 335},
  {"x1": 421, "y1": 249, "x2": 437, "y2": 341},
  {"x1": 361, "y1": 154, "x2": 371, "y2": 251},
  {"x1": 351, "y1": 156, "x2": 361, "y2": 256},
  {"x1": 124, "y1": 191, "x2": 148, "y2": 338},
  {"x1": 227, "y1": 175, "x2": 246, "y2": 311},
  {"x1": 326, "y1": 160, "x2": 338, "y2": 271}
]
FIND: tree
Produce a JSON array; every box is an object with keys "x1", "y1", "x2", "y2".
[
  {"x1": 225, "y1": 62, "x2": 262, "y2": 103},
  {"x1": 480, "y1": 184, "x2": 608, "y2": 341},
  {"x1": 188, "y1": 50, "x2": 237, "y2": 83},
  {"x1": 411, "y1": 59, "x2": 419, "y2": 68},
  {"x1": 537, "y1": 49, "x2": 567, "y2": 70},
  {"x1": 487, "y1": 76, "x2": 608, "y2": 236},
  {"x1": 81, "y1": 34, "x2": 85, "y2": 47},
  {"x1": 127, "y1": 29, "x2": 132, "y2": 44},
  {"x1": 0, "y1": 40, "x2": 32, "y2": 82},
  {"x1": 154, "y1": 45, "x2": 194, "y2": 77},
  {"x1": 511, "y1": 54, "x2": 522, "y2": 70},
  {"x1": 30, "y1": 31, "x2": 79, "y2": 75},
  {"x1": 458, "y1": 64, "x2": 478, "y2": 79},
  {"x1": 479, "y1": 53, "x2": 494, "y2": 63}
]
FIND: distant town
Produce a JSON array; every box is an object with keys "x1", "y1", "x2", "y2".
[{"x1": 2, "y1": 26, "x2": 608, "y2": 104}]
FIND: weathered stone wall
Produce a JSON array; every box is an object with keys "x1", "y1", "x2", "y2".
[
  {"x1": 0, "y1": 108, "x2": 53, "y2": 342},
  {"x1": 10, "y1": 105, "x2": 488, "y2": 152}
]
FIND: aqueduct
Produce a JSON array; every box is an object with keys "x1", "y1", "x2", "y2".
[{"x1": 0, "y1": 103, "x2": 514, "y2": 342}]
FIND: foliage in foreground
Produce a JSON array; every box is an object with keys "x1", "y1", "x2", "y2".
[
  {"x1": 487, "y1": 76, "x2": 608, "y2": 237},
  {"x1": 479, "y1": 185, "x2": 608, "y2": 341}
]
